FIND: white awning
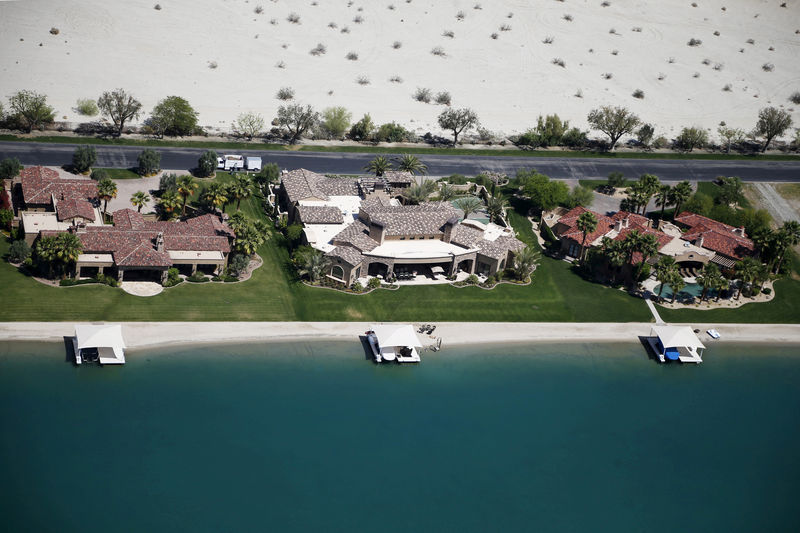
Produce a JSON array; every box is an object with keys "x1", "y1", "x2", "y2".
[
  {"x1": 650, "y1": 325, "x2": 706, "y2": 350},
  {"x1": 75, "y1": 324, "x2": 126, "y2": 350},
  {"x1": 370, "y1": 324, "x2": 422, "y2": 348}
]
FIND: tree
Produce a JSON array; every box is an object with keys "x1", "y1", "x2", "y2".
[
  {"x1": 587, "y1": 105, "x2": 641, "y2": 150},
  {"x1": 655, "y1": 256, "x2": 678, "y2": 300},
  {"x1": 97, "y1": 89, "x2": 142, "y2": 137},
  {"x1": 734, "y1": 257, "x2": 761, "y2": 299},
  {"x1": 519, "y1": 170, "x2": 569, "y2": 212},
  {"x1": 233, "y1": 216, "x2": 268, "y2": 255},
  {"x1": 486, "y1": 194, "x2": 508, "y2": 224},
  {"x1": 130, "y1": 191, "x2": 150, "y2": 212},
  {"x1": 197, "y1": 150, "x2": 218, "y2": 178},
  {"x1": 675, "y1": 127, "x2": 708, "y2": 152},
  {"x1": 403, "y1": 181, "x2": 436, "y2": 205},
  {"x1": 606, "y1": 171, "x2": 625, "y2": 189},
  {"x1": 696, "y1": 263, "x2": 721, "y2": 301},
  {"x1": 576, "y1": 211, "x2": 598, "y2": 265},
  {"x1": 655, "y1": 184, "x2": 672, "y2": 218},
  {"x1": 348, "y1": 113, "x2": 374, "y2": 141},
  {"x1": 670, "y1": 181, "x2": 693, "y2": 216},
  {"x1": 635, "y1": 233, "x2": 660, "y2": 281},
  {"x1": 718, "y1": 176, "x2": 743, "y2": 207},
  {"x1": 228, "y1": 174, "x2": 253, "y2": 210},
  {"x1": 625, "y1": 173, "x2": 660, "y2": 214},
  {"x1": 149, "y1": 96, "x2": 199, "y2": 137},
  {"x1": 668, "y1": 271, "x2": 686, "y2": 303},
  {"x1": 54, "y1": 232, "x2": 83, "y2": 278},
  {"x1": 8, "y1": 239, "x2": 32, "y2": 263},
  {"x1": 176, "y1": 175, "x2": 199, "y2": 216},
  {"x1": 533, "y1": 114, "x2": 570, "y2": 147},
  {"x1": 717, "y1": 123, "x2": 744, "y2": 153},
  {"x1": 364, "y1": 156, "x2": 392, "y2": 176},
  {"x1": 253, "y1": 163, "x2": 280, "y2": 193},
  {"x1": 512, "y1": 247, "x2": 540, "y2": 280},
  {"x1": 297, "y1": 248, "x2": 330, "y2": 282},
  {"x1": 90, "y1": 169, "x2": 110, "y2": 181},
  {"x1": 438, "y1": 184, "x2": 457, "y2": 201},
  {"x1": 97, "y1": 178, "x2": 117, "y2": 219},
  {"x1": 202, "y1": 183, "x2": 228, "y2": 213},
  {"x1": 396, "y1": 155, "x2": 427, "y2": 175},
  {"x1": 320, "y1": 106, "x2": 351, "y2": 139},
  {"x1": 636, "y1": 123, "x2": 655, "y2": 147},
  {"x1": 773, "y1": 220, "x2": 800, "y2": 274},
  {"x1": 751, "y1": 227, "x2": 775, "y2": 261},
  {"x1": 159, "y1": 189, "x2": 182, "y2": 219},
  {"x1": 0, "y1": 208, "x2": 12, "y2": 230},
  {"x1": 374, "y1": 122, "x2": 411, "y2": 143},
  {"x1": 454, "y1": 196, "x2": 483, "y2": 220},
  {"x1": 622, "y1": 230, "x2": 644, "y2": 266},
  {"x1": 277, "y1": 104, "x2": 319, "y2": 143},
  {"x1": 0, "y1": 157, "x2": 22, "y2": 180},
  {"x1": 756, "y1": 106, "x2": 793, "y2": 152},
  {"x1": 438, "y1": 107, "x2": 479, "y2": 146},
  {"x1": 8, "y1": 90, "x2": 56, "y2": 132},
  {"x1": 72, "y1": 145, "x2": 96, "y2": 174},
  {"x1": 34, "y1": 236, "x2": 58, "y2": 278},
  {"x1": 235, "y1": 112, "x2": 264, "y2": 139},
  {"x1": 567, "y1": 185, "x2": 593, "y2": 208},
  {"x1": 137, "y1": 149, "x2": 161, "y2": 176}
]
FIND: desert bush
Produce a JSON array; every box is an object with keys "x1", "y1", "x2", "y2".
[
  {"x1": 392, "y1": 41, "x2": 402, "y2": 49},
  {"x1": 652, "y1": 136, "x2": 669, "y2": 149},
  {"x1": 346, "y1": 51, "x2": 358, "y2": 60},
  {"x1": 321, "y1": 107, "x2": 352, "y2": 139},
  {"x1": 49, "y1": 27, "x2": 59, "y2": 35},
  {"x1": 543, "y1": 36, "x2": 554, "y2": 44},
  {"x1": 275, "y1": 61, "x2": 286, "y2": 69},
  {"x1": 276, "y1": 87, "x2": 295, "y2": 100},
  {"x1": 723, "y1": 84, "x2": 732, "y2": 92},
  {"x1": 713, "y1": 63, "x2": 723, "y2": 71},
  {"x1": 154, "y1": 4, "x2": 161, "y2": 9},
  {"x1": 601, "y1": 1, "x2": 611, "y2": 6},
  {"x1": 688, "y1": 38, "x2": 702, "y2": 46},
  {"x1": 435, "y1": 91, "x2": 452, "y2": 105},
  {"x1": 701, "y1": 58, "x2": 711, "y2": 65},
  {"x1": 675, "y1": 127, "x2": 709, "y2": 152},
  {"x1": 287, "y1": 12, "x2": 300, "y2": 23},
  {"x1": 389, "y1": 76, "x2": 403, "y2": 83},
  {"x1": 563, "y1": 14, "x2": 573, "y2": 21},
  {"x1": 789, "y1": 92, "x2": 800, "y2": 105},
  {"x1": 414, "y1": 87, "x2": 432, "y2": 103},
  {"x1": 762, "y1": 63, "x2": 775, "y2": 72},
  {"x1": 207, "y1": 61, "x2": 218, "y2": 69},
  {"x1": 602, "y1": 72, "x2": 613, "y2": 79},
  {"x1": 637, "y1": 124, "x2": 655, "y2": 146},
  {"x1": 353, "y1": 15, "x2": 363, "y2": 23},
  {"x1": 340, "y1": 26, "x2": 350, "y2": 33},
  {"x1": 349, "y1": 114, "x2": 374, "y2": 141},
  {"x1": 746, "y1": 38, "x2": 755, "y2": 44},
  {"x1": 456, "y1": 10, "x2": 465, "y2": 19},
  {"x1": 500, "y1": 24, "x2": 511, "y2": 32},
  {"x1": 75, "y1": 98, "x2": 98, "y2": 116},
  {"x1": 375, "y1": 122, "x2": 411, "y2": 143},
  {"x1": 254, "y1": 5, "x2": 263, "y2": 14},
  {"x1": 632, "y1": 89, "x2": 645, "y2": 99},
  {"x1": 611, "y1": 49, "x2": 619, "y2": 55},
  {"x1": 632, "y1": 26, "x2": 642, "y2": 32},
  {"x1": 552, "y1": 58, "x2": 566, "y2": 67},
  {"x1": 443, "y1": 30, "x2": 454, "y2": 38},
  {"x1": 562, "y1": 128, "x2": 588, "y2": 148},
  {"x1": 609, "y1": 28, "x2": 617, "y2": 34},
  {"x1": 490, "y1": 33, "x2": 498, "y2": 39},
  {"x1": 328, "y1": 22, "x2": 337, "y2": 28},
  {"x1": 431, "y1": 46, "x2": 446, "y2": 56},
  {"x1": 310, "y1": 43, "x2": 327, "y2": 56},
  {"x1": 355, "y1": 76, "x2": 370, "y2": 85}
]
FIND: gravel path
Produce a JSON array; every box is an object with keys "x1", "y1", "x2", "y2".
[{"x1": 752, "y1": 183, "x2": 799, "y2": 225}]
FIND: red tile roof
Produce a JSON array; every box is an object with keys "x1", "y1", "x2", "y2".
[
  {"x1": 674, "y1": 211, "x2": 754, "y2": 259},
  {"x1": 20, "y1": 166, "x2": 97, "y2": 205},
  {"x1": 56, "y1": 198, "x2": 96, "y2": 222}
]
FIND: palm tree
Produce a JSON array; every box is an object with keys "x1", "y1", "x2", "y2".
[
  {"x1": 734, "y1": 257, "x2": 760, "y2": 299},
  {"x1": 97, "y1": 178, "x2": 117, "y2": 220},
  {"x1": 773, "y1": 221, "x2": 800, "y2": 274},
  {"x1": 402, "y1": 183, "x2": 430, "y2": 205},
  {"x1": 670, "y1": 180, "x2": 693, "y2": 217},
  {"x1": 622, "y1": 229, "x2": 643, "y2": 266},
  {"x1": 297, "y1": 249, "x2": 330, "y2": 282},
  {"x1": 396, "y1": 154, "x2": 427, "y2": 175},
  {"x1": 696, "y1": 262, "x2": 721, "y2": 301},
  {"x1": 602, "y1": 238, "x2": 627, "y2": 284},
  {"x1": 635, "y1": 233, "x2": 660, "y2": 281},
  {"x1": 655, "y1": 184, "x2": 672, "y2": 218},
  {"x1": 54, "y1": 232, "x2": 83, "y2": 278},
  {"x1": 654, "y1": 256, "x2": 678, "y2": 300},
  {"x1": 202, "y1": 183, "x2": 228, "y2": 214},
  {"x1": 512, "y1": 247, "x2": 540, "y2": 281},
  {"x1": 576, "y1": 211, "x2": 598, "y2": 266},
  {"x1": 176, "y1": 175, "x2": 199, "y2": 217},
  {"x1": 454, "y1": 196, "x2": 483, "y2": 221},
  {"x1": 713, "y1": 275, "x2": 730, "y2": 302},
  {"x1": 228, "y1": 174, "x2": 253, "y2": 211},
  {"x1": 233, "y1": 219, "x2": 267, "y2": 256},
  {"x1": 438, "y1": 183, "x2": 457, "y2": 201},
  {"x1": 130, "y1": 191, "x2": 150, "y2": 213},
  {"x1": 364, "y1": 156, "x2": 392, "y2": 176},
  {"x1": 669, "y1": 271, "x2": 686, "y2": 303},
  {"x1": 159, "y1": 189, "x2": 182, "y2": 219},
  {"x1": 751, "y1": 227, "x2": 775, "y2": 261},
  {"x1": 34, "y1": 235, "x2": 58, "y2": 278},
  {"x1": 486, "y1": 194, "x2": 508, "y2": 225}
]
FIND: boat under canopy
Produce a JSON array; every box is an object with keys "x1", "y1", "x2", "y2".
[
  {"x1": 648, "y1": 325, "x2": 705, "y2": 364},
  {"x1": 74, "y1": 324, "x2": 126, "y2": 365},
  {"x1": 368, "y1": 324, "x2": 422, "y2": 363}
]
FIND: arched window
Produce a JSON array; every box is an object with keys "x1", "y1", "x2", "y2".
[{"x1": 331, "y1": 265, "x2": 345, "y2": 281}]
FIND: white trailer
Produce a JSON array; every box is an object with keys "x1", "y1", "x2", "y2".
[
  {"x1": 246, "y1": 157, "x2": 262, "y2": 171},
  {"x1": 217, "y1": 154, "x2": 245, "y2": 171}
]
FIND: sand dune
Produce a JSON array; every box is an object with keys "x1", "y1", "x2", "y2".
[{"x1": 0, "y1": 0, "x2": 798, "y2": 141}]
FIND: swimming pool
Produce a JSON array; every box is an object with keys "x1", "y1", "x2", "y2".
[{"x1": 654, "y1": 282, "x2": 717, "y2": 300}]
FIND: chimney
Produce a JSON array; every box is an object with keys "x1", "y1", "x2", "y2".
[
  {"x1": 614, "y1": 220, "x2": 623, "y2": 232},
  {"x1": 696, "y1": 234, "x2": 704, "y2": 248},
  {"x1": 622, "y1": 217, "x2": 629, "y2": 228},
  {"x1": 156, "y1": 231, "x2": 165, "y2": 252},
  {"x1": 442, "y1": 215, "x2": 459, "y2": 243},
  {"x1": 733, "y1": 227, "x2": 745, "y2": 237},
  {"x1": 368, "y1": 220, "x2": 386, "y2": 245}
]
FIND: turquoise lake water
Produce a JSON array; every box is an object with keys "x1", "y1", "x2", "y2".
[{"x1": 2, "y1": 340, "x2": 800, "y2": 532}]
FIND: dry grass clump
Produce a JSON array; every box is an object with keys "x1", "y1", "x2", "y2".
[
  {"x1": 341, "y1": 26, "x2": 350, "y2": 34},
  {"x1": 602, "y1": 72, "x2": 613, "y2": 79},
  {"x1": 392, "y1": 41, "x2": 402, "y2": 49},
  {"x1": 346, "y1": 51, "x2": 359, "y2": 60},
  {"x1": 500, "y1": 24, "x2": 511, "y2": 32},
  {"x1": 688, "y1": 38, "x2": 702, "y2": 46},
  {"x1": 310, "y1": 43, "x2": 327, "y2": 56},
  {"x1": 255, "y1": 5, "x2": 263, "y2": 14},
  {"x1": 552, "y1": 58, "x2": 566, "y2": 68},
  {"x1": 154, "y1": 4, "x2": 162, "y2": 10},
  {"x1": 287, "y1": 12, "x2": 300, "y2": 24},
  {"x1": 632, "y1": 89, "x2": 644, "y2": 99},
  {"x1": 762, "y1": 63, "x2": 775, "y2": 72},
  {"x1": 49, "y1": 27, "x2": 59, "y2": 35},
  {"x1": 207, "y1": 61, "x2": 218, "y2": 69},
  {"x1": 431, "y1": 46, "x2": 446, "y2": 56},
  {"x1": 632, "y1": 26, "x2": 642, "y2": 32},
  {"x1": 389, "y1": 76, "x2": 403, "y2": 83},
  {"x1": 723, "y1": 84, "x2": 732, "y2": 91},
  {"x1": 746, "y1": 38, "x2": 755, "y2": 44},
  {"x1": 490, "y1": 33, "x2": 498, "y2": 40},
  {"x1": 414, "y1": 87, "x2": 432, "y2": 103},
  {"x1": 443, "y1": 30, "x2": 455, "y2": 38},
  {"x1": 789, "y1": 91, "x2": 800, "y2": 105},
  {"x1": 353, "y1": 15, "x2": 364, "y2": 23},
  {"x1": 328, "y1": 22, "x2": 338, "y2": 29},
  {"x1": 276, "y1": 87, "x2": 295, "y2": 100},
  {"x1": 543, "y1": 36, "x2": 554, "y2": 44},
  {"x1": 456, "y1": 10, "x2": 465, "y2": 20},
  {"x1": 356, "y1": 76, "x2": 370, "y2": 85},
  {"x1": 435, "y1": 91, "x2": 452, "y2": 105},
  {"x1": 275, "y1": 61, "x2": 286, "y2": 69},
  {"x1": 563, "y1": 14, "x2": 573, "y2": 21}
]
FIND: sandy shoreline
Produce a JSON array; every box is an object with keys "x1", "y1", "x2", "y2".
[{"x1": 1, "y1": 322, "x2": 799, "y2": 352}]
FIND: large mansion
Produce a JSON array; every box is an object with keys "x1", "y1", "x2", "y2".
[{"x1": 278, "y1": 169, "x2": 526, "y2": 285}]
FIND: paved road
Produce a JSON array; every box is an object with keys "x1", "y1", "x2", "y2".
[{"x1": 2, "y1": 141, "x2": 799, "y2": 182}]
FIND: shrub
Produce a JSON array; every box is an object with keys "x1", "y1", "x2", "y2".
[
  {"x1": 413, "y1": 87, "x2": 432, "y2": 103},
  {"x1": 435, "y1": 91, "x2": 452, "y2": 105},
  {"x1": 89, "y1": 168, "x2": 109, "y2": 181},
  {"x1": 227, "y1": 254, "x2": 250, "y2": 277},
  {"x1": 162, "y1": 267, "x2": 181, "y2": 287},
  {"x1": 392, "y1": 41, "x2": 402, "y2": 49},
  {"x1": 688, "y1": 38, "x2": 702, "y2": 46},
  {"x1": 632, "y1": 89, "x2": 645, "y2": 99},
  {"x1": 276, "y1": 87, "x2": 295, "y2": 100},
  {"x1": 762, "y1": 63, "x2": 775, "y2": 72},
  {"x1": 309, "y1": 43, "x2": 326, "y2": 56},
  {"x1": 637, "y1": 262, "x2": 651, "y2": 282},
  {"x1": 675, "y1": 127, "x2": 709, "y2": 152},
  {"x1": 72, "y1": 145, "x2": 96, "y2": 173},
  {"x1": 75, "y1": 98, "x2": 98, "y2": 116},
  {"x1": 351, "y1": 281, "x2": 364, "y2": 292},
  {"x1": 763, "y1": 287, "x2": 772, "y2": 295},
  {"x1": 789, "y1": 92, "x2": 800, "y2": 105},
  {"x1": 355, "y1": 76, "x2": 370, "y2": 85},
  {"x1": 346, "y1": 51, "x2": 359, "y2": 60},
  {"x1": 8, "y1": 240, "x2": 31, "y2": 263},
  {"x1": 552, "y1": 58, "x2": 566, "y2": 68},
  {"x1": 367, "y1": 277, "x2": 381, "y2": 289},
  {"x1": 466, "y1": 274, "x2": 479, "y2": 284},
  {"x1": 321, "y1": 106, "x2": 352, "y2": 139},
  {"x1": 374, "y1": 122, "x2": 411, "y2": 143},
  {"x1": 0, "y1": 157, "x2": 22, "y2": 180},
  {"x1": 159, "y1": 172, "x2": 178, "y2": 192},
  {"x1": 137, "y1": 149, "x2": 161, "y2": 176},
  {"x1": 349, "y1": 114, "x2": 374, "y2": 141},
  {"x1": 287, "y1": 12, "x2": 300, "y2": 23},
  {"x1": 431, "y1": 46, "x2": 446, "y2": 57},
  {"x1": 187, "y1": 272, "x2": 209, "y2": 283},
  {"x1": 197, "y1": 150, "x2": 217, "y2": 178},
  {"x1": 562, "y1": 128, "x2": 587, "y2": 148}
]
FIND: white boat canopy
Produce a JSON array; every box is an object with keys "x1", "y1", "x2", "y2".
[
  {"x1": 370, "y1": 324, "x2": 422, "y2": 348},
  {"x1": 75, "y1": 324, "x2": 126, "y2": 364},
  {"x1": 650, "y1": 325, "x2": 706, "y2": 350}
]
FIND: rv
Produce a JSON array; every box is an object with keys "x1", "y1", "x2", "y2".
[
  {"x1": 217, "y1": 154, "x2": 245, "y2": 171},
  {"x1": 246, "y1": 157, "x2": 262, "y2": 171}
]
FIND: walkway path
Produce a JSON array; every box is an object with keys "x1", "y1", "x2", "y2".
[{"x1": 645, "y1": 298, "x2": 664, "y2": 324}]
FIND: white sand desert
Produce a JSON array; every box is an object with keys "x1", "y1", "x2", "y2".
[{"x1": 0, "y1": 0, "x2": 798, "y2": 141}]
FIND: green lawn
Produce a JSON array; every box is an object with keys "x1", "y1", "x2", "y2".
[
  {"x1": 695, "y1": 181, "x2": 751, "y2": 208},
  {"x1": 1, "y1": 133, "x2": 798, "y2": 160},
  {"x1": 578, "y1": 179, "x2": 636, "y2": 189},
  {"x1": 2, "y1": 184, "x2": 798, "y2": 323},
  {"x1": 96, "y1": 167, "x2": 141, "y2": 179}
]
